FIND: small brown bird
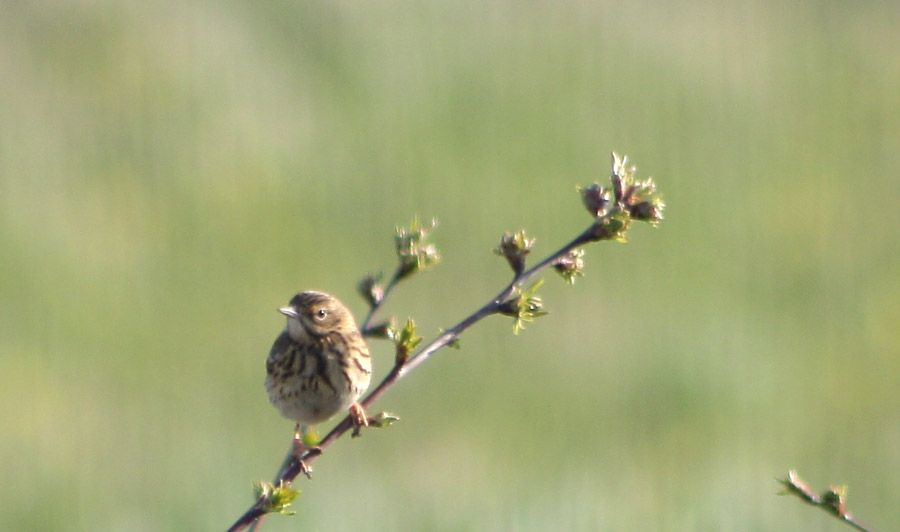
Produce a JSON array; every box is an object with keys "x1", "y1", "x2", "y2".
[{"x1": 265, "y1": 291, "x2": 372, "y2": 475}]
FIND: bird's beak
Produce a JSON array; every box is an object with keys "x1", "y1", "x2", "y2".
[{"x1": 279, "y1": 306, "x2": 300, "y2": 319}]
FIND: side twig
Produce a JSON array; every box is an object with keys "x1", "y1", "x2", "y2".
[{"x1": 778, "y1": 469, "x2": 873, "y2": 532}]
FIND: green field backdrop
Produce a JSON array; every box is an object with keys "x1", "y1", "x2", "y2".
[{"x1": 2, "y1": 2, "x2": 898, "y2": 530}]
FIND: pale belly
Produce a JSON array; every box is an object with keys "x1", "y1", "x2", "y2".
[{"x1": 265, "y1": 373, "x2": 356, "y2": 425}]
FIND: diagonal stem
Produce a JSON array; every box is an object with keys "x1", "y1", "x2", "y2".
[
  {"x1": 779, "y1": 470, "x2": 873, "y2": 532},
  {"x1": 229, "y1": 223, "x2": 598, "y2": 532}
]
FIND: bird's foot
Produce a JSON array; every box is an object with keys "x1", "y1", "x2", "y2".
[{"x1": 349, "y1": 402, "x2": 369, "y2": 438}]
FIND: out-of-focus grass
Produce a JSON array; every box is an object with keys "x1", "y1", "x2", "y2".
[{"x1": 2, "y1": 1, "x2": 898, "y2": 530}]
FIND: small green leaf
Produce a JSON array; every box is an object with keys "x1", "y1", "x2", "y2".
[
  {"x1": 393, "y1": 318, "x2": 422, "y2": 364},
  {"x1": 507, "y1": 279, "x2": 548, "y2": 334},
  {"x1": 253, "y1": 480, "x2": 299, "y2": 516},
  {"x1": 369, "y1": 411, "x2": 401, "y2": 428},
  {"x1": 300, "y1": 426, "x2": 320, "y2": 448},
  {"x1": 398, "y1": 318, "x2": 422, "y2": 350}
]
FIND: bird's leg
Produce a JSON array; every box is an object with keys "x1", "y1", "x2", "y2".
[
  {"x1": 349, "y1": 402, "x2": 369, "y2": 438},
  {"x1": 292, "y1": 423, "x2": 322, "y2": 479}
]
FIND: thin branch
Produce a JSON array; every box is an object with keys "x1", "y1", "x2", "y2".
[
  {"x1": 228, "y1": 152, "x2": 663, "y2": 531},
  {"x1": 778, "y1": 469, "x2": 873, "y2": 532},
  {"x1": 291, "y1": 224, "x2": 592, "y2": 473},
  {"x1": 402, "y1": 225, "x2": 594, "y2": 376},
  {"x1": 228, "y1": 224, "x2": 597, "y2": 531}
]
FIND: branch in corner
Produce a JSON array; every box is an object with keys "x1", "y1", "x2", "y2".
[{"x1": 778, "y1": 469, "x2": 873, "y2": 532}]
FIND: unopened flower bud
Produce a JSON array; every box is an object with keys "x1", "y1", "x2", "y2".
[
  {"x1": 628, "y1": 200, "x2": 664, "y2": 225},
  {"x1": 578, "y1": 184, "x2": 611, "y2": 218},
  {"x1": 553, "y1": 248, "x2": 585, "y2": 284},
  {"x1": 494, "y1": 230, "x2": 535, "y2": 275},
  {"x1": 357, "y1": 273, "x2": 384, "y2": 307},
  {"x1": 363, "y1": 320, "x2": 393, "y2": 339}
]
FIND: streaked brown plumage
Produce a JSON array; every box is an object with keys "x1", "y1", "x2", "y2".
[{"x1": 265, "y1": 291, "x2": 372, "y2": 472}]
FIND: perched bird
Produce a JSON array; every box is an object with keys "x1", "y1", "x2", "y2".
[{"x1": 265, "y1": 291, "x2": 372, "y2": 476}]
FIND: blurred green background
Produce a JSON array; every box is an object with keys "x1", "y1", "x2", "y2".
[{"x1": 2, "y1": 1, "x2": 898, "y2": 530}]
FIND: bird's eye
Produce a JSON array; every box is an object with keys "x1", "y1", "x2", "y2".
[{"x1": 315, "y1": 308, "x2": 328, "y2": 320}]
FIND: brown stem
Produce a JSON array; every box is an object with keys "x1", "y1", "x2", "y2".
[
  {"x1": 228, "y1": 223, "x2": 599, "y2": 532},
  {"x1": 779, "y1": 470, "x2": 873, "y2": 532}
]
